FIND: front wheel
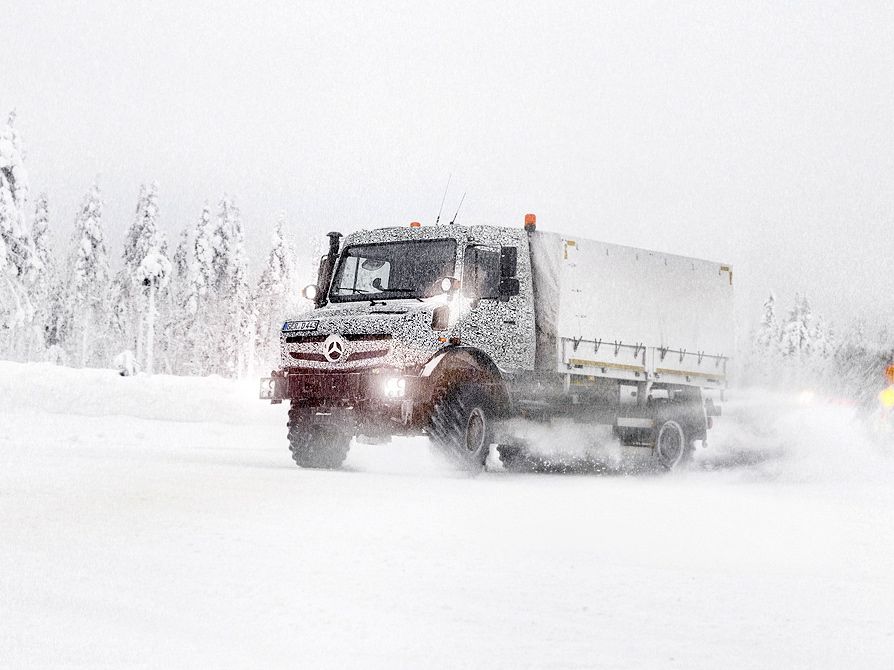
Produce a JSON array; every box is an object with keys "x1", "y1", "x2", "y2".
[
  {"x1": 289, "y1": 424, "x2": 351, "y2": 469},
  {"x1": 428, "y1": 384, "x2": 495, "y2": 472}
]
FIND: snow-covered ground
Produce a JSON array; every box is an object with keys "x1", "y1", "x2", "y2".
[{"x1": 1, "y1": 361, "x2": 893, "y2": 668}]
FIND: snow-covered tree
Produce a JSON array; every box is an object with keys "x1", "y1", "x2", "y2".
[
  {"x1": 107, "y1": 269, "x2": 131, "y2": 355},
  {"x1": 65, "y1": 181, "x2": 110, "y2": 367},
  {"x1": 177, "y1": 197, "x2": 254, "y2": 377},
  {"x1": 31, "y1": 194, "x2": 53, "y2": 280},
  {"x1": 172, "y1": 227, "x2": 190, "y2": 284},
  {"x1": 211, "y1": 195, "x2": 252, "y2": 377},
  {"x1": 29, "y1": 194, "x2": 58, "y2": 356},
  {"x1": 810, "y1": 313, "x2": 835, "y2": 360},
  {"x1": 191, "y1": 203, "x2": 215, "y2": 305},
  {"x1": 136, "y1": 250, "x2": 172, "y2": 375},
  {"x1": 211, "y1": 196, "x2": 247, "y2": 296},
  {"x1": 0, "y1": 110, "x2": 36, "y2": 351},
  {"x1": 254, "y1": 211, "x2": 300, "y2": 369},
  {"x1": 754, "y1": 292, "x2": 780, "y2": 353},
  {"x1": 159, "y1": 227, "x2": 191, "y2": 372},
  {"x1": 123, "y1": 183, "x2": 160, "y2": 274},
  {"x1": 117, "y1": 182, "x2": 162, "y2": 364},
  {"x1": 780, "y1": 293, "x2": 813, "y2": 360},
  {"x1": 182, "y1": 204, "x2": 216, "y2": 375}
]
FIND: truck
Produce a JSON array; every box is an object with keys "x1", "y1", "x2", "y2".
[{"x1": 260, "y1": 215, "x2": 733, "y2": 472}]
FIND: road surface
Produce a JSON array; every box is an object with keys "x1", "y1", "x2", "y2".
[{"x1": 1, "y1": 362, "x2": 892, "y2": 668}]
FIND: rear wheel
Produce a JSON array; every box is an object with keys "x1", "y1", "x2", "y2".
[
  {"x1": 654, "y1": 419, "x2": 693, "y2": 470},
  {"x1": 428, "y1": 384, "x2": 495, "y2": 472},
  {"x1": 289, "y1": 423, "x2": 351, "y2": 469}
]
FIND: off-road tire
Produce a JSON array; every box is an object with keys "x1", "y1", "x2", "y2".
[
  {"x1": 428, "y1": 384, "x2": 494, "y2": 472},
  {"x1": 653, "y1": 419, "x2": 693, "y2": 471},
  {"x1": 288, "y1": 423, "x2": 351, "y2": 469}
]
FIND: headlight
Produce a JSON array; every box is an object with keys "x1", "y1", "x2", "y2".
[
  {"x1": 382, "y1": 376, "x2": 406, "y2": 399},
  {"x1": 260, "y1": 378, "x2": 276, "y2": 399}
]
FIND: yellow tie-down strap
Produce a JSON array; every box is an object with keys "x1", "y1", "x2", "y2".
[
  {"x1": 568, "y1": 358, "x2": 646, "y2": 373},
  {"x1": 655, "y1": 367, "x2": 725, "y2": 383}
]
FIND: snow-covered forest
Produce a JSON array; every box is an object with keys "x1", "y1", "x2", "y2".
[
  {"x1": 3, "y1": 108, "x2": 892, "y2": 390},
  {"x1": 0, "y1": 112, "x2": 306, "y2": 376},
  {"x1": 744, "y1": 290, "x2": 894, "y2": 402}
]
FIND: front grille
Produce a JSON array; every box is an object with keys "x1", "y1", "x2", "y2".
[
  {"x1": 344, "y1": 334, "x2": 393, "y2": 342},
  {"x1": 290, "y1": 352, "x2": 328, "y2": 362},
  {"x1": 285, "y1": 334, "x2": 327, "y2": 344},
  {"x1": 284, "y1": 333, "x2": 392, "y2": 344},
  {"x1": 284, "y1": 333, "x2": 393, "y2": 369},
  {"x1": 346, "y1": 349, "x2": 389, "y2": 362}
]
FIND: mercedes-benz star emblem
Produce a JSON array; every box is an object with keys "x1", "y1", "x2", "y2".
[{"x1": 323, "y1": 334, "x2": 346, "y2": 363}]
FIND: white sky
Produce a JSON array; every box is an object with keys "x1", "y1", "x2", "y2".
[{"x1": 4, "y1": 1, "x2": 894, "y2": 331}]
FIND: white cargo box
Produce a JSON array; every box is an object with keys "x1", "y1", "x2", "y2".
[{"x1": 529, "y1": 231, "x2": 734, "y2": 388}]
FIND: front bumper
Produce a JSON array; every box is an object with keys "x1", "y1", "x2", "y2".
[{"x1": 259, "y1": 369, "x2": 418, "y2": 407}]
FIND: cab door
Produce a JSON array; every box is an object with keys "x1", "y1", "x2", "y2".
[{"x1": 458, "y1": 244, "x2": 533, "y2": 371}]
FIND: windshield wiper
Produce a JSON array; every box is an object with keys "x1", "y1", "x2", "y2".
[
  {"x1": 340, "y1": 287, "x2": 423, "y2": 303},
  {"x1": 381, "y1": 288, "x2": 424, "y2": 302}
]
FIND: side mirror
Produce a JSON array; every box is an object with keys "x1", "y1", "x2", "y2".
[
  {"x1": 498, "y1": 278, "x2": 520, "y2": 301},
  {"x1": 500, "y1": 246, "x2": 517, "y2": 278},
  {"x1": 498, "y1": 246, "x2": 520, "y2": 301}
]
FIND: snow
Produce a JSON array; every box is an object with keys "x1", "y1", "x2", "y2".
[
  {"x1": 137, "y1": 251, "x2": 171, "y2": 284},
  {"x1": 1, "y1": 361, "x2": 893, "y2": 668}
]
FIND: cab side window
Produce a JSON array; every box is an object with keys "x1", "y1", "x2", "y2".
[{"x1": 463, "y1": 246, "x2": 501, "y2": 299}]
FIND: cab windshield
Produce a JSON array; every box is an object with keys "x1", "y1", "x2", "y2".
[{"x1": 330, "y1": 239, "x2": 458, "y2": 302}]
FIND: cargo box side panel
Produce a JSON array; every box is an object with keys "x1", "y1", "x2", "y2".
[{"x1": 557, "y1": 238, "x2": 734, "y2": 372}]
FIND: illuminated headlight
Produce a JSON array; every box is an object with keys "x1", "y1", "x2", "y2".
[
  {"x1": 303, "y1": 284, "x2": 319, "y2": 301},
  {"x1": 382, "y1": 376, "x2": 406, "y2": 399}
]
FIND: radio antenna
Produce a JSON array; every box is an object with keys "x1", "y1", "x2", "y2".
[
  {"x1": 435, "y1": 174, "x2": 452, "y2": 225},
  {"x1": 449, "y1": 192, "x2": 466, "y2": 225}
]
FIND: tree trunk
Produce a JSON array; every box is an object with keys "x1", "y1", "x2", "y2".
[
  {"x1": 80, "y1": 309, "x2": 91, "y2": 368},
  {"x1": 136, "y1": 307, "x2": 144, "y2": 370},
  {"x1": 146, "y1": 285, "x2": 155, "y2": 375}
]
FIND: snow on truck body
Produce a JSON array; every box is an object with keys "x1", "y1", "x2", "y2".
[{"x1": 261, "y1": 218, "x2": 733, "y2": 471}]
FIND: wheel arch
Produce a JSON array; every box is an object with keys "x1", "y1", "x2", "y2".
[
  {"x1": 649, "y1": 384, "x2": 709, "y2": 442},
  {"x1": 420, "y1": 346, "x2": 511, "y2": 413}
]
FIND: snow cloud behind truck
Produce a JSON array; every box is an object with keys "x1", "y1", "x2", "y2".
[{"x1": 260, "y1": 216, "x2": 733, "y2": 472}]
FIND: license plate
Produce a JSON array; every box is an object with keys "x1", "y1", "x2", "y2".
[{"x1": 282, "y1": 320, "x2": 319, "y2": 332}]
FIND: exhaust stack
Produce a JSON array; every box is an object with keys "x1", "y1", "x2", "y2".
[{"x1": 314, "y1": 231, "x2": 343, "y2": 307}]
